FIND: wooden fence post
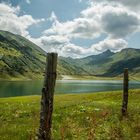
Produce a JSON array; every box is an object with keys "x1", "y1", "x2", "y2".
[
  {"x1": 38, "y1": 53, "x2": 58, "y2": 140},
  {"x1": 122, "y1": 68, "x2": 129, "y2": 116}
]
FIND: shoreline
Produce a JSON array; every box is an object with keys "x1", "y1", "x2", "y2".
[
  {"x1": 0, "y1": 75, "x2": 124, "y2": 81},
  {"x1": 1, "y1": 74, "x2": 140, "y2": 81},
  {"x1": 1, "y1": 88, "x2": 140, "y2": 99}
]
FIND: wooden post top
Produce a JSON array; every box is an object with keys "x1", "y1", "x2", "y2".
[{"x1": 47, "y1": 52, "x2": 58, "y2": 55}]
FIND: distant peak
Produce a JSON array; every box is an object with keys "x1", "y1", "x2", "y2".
[
  {"x1": 101, "y1": 49, "x2": 114, "y2": 55},
  {"x1": 104, "y1": 49, "x2": 112, "y2": 53}
]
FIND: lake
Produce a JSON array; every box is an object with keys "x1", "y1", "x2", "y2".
[{"x1": 0, "y1": 80, "x2": 140, "y2": 98}]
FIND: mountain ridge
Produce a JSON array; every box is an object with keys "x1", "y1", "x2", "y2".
[{"x1": 0, "y1": 30, "x2": 140, "y2": 80}]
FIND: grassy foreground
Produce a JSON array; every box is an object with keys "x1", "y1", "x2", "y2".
[{"x1": 0, "y1": 89, "x2": 140, "y2": 140}]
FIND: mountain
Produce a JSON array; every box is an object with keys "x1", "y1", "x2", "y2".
[
  {"x1": 102, "y1": 48, "x2": 140, "y2": 76},
  {"x1": 75, "y1": 48, "x2": 140, "y2": 77},
  {"x1": 0, "y1": 30, "x2": 140, "y2": 80},
  {"x1": 61, "y1": 48, "x2": 140, "y2": 77},
  {"x1": 0, "y1": 30, "x2": 86, "y2": 80},
  {"x1": 0, "y1": 30, "x2": 47, "y2": 80}
]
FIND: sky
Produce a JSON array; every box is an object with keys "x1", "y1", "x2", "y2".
[{"x1": 0, "y1": 0, "x2": 140, "y2": 58}]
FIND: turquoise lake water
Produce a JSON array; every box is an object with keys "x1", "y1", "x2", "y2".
[{"x1": 0, "y1": 80, "x2": 140, "y2": 98}]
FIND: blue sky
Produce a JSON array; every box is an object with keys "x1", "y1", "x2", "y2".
[{"x1": 0, "y1": 0, "x2": 140, "y2": 57}]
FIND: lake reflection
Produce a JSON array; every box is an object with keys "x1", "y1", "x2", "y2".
[{"x1": 0, "y1": 80, "x2": 140, "y2": 97}]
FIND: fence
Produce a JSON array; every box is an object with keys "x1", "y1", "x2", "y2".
[{"x1": 37, "y1": 55, "x2": 140, "y2": 139}]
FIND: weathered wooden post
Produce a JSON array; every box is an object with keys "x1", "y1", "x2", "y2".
[
  {"x1": 122, "y1": 68, "x2": 129, "y2": 116},
  {"x1": 38, "y1": 53, "x2": 58, "y2": 140}
]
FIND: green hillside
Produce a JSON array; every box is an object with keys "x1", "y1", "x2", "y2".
[
  {"x1": 102, "y1": 49, "x2": 140, "y2": 76},
  {"x1": 61, "y1": 49, "x2": 140, "y2": 77},
  {"x1": 0, "y1": 30, "x2": 46, "y2": 80},
  {"x1": 0, "y1": 30, "x2": 140, "y2": 80},
  {"x1": 0, "y1": 30, "x2": 87, "y2": 80}
]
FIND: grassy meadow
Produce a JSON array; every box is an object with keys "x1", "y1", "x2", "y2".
[{"x1": 0, "y1": 89, "x2": 140, "y2": 140}]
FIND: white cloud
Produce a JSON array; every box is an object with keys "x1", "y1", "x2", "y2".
[
  {"x1": 49, "y1": 12, "x2": 58, "y2": 22},
  {"x1": 102, "y1": 12, "x2": 139, "y2": 38},
  {"x1": 90, "y1": 38, "x2": 127, "y2": 53},
  {"x1": 26, "y1": 0, "x2": 31, "y2": 4},
  {"x1": 0, "y1": 3, "x2": 20, "y2": 14},
  {"x1": 37, "y1": 2, "x2": 139, "y2": 57},
  {"x1": 32, "y1": 37, "x2": 86, "y2": 58},
  {"x1": 0, "y1": 2, "x2": 139, "y2": 58},
  {"x1": 82, "y1": 2, "x2": 140, "y2": 38},
  {"x1": 90, "y1": 0, "x2": 140, "y2": 12},
  {"x1": 31, "y1": 34, "x2": 127, "y2": 58},
  {"x1": 44, "y1": 3, "x2": 140, "y2": 40},
  {"x1": 44, "y1": 12, "x2": 101, "y2": 39},
  {"x1": 0, "y1": 3, "x2": 44, "y2": 37}
]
